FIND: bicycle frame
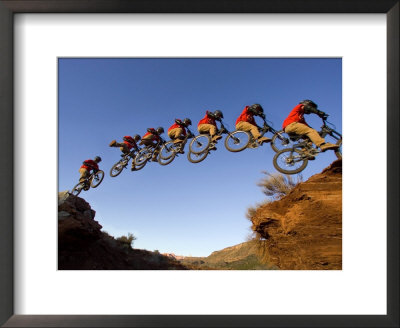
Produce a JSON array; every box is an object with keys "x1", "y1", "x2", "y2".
[
  {"x1": 285, "y1": 119, "x2": 341, "y2": 154},
  {"x1": 79, "y1": 171, "x2": 96, "y2": 189},
  {"x1": 319, "y1": 120, "x2": 342, "y2": 142},
  {"x1": 260, "y1": 120, "x2": 279, "y2": 137},
  {"x1": 233, "y1": 120, "x2": 277, "y2": 148},
  {"x1": 217, "y1": 122, "x2": 233, "y2": 138},
  {"x1": 165, "y1": 128, "x2": 195, "y2": 153},
  {"x1": 143, "y1": 138, "x2": 165, "y2": 154}
]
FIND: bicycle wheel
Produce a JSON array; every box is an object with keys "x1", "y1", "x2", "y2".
[
  {"x1": 91, "y1": 170, "x2": 104, "y2": 188},
  {"x1": 110, "y1": 159, "x2": 128, "y2": 177},
  {"x1": 335, "y1": 139, "x2": 342, "y2": 160},
  {"x1": 273, "y1": 149, "x2": 309, "y2": 175},
  {"x1": 189, "y1": 135, "x2": 210, "y2": 154},
  {"x1": 271, "y1": 130, "x2": 292, "y2": 152},
  {"x1": 158, "y1": 142, "x2": 178, "y2": 166},
  {"x1": 224, "y1": 131, "x2": 251, "y2": 152},
  {"x1": 134, "y1": 148, "x2": 151, "y2": 168},
  {"x1": 187, "y1": 150, "x2": 209, "y2": 164},
  {"x1": 71, "y1": 182, "x2": 85, "y2": 196},
  {"x1": 159, "y1": 141, "x2": 177, "y2": 160}
]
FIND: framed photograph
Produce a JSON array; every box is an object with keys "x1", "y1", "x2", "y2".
[{"x1": 1, "y1": 0, "x2": 398, "y2": 327}]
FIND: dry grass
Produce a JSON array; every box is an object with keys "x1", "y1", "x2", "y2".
[
  {"x1": 257, "y1": 171, "x2": 302, "y2": 200},
  {"x1": 245, "y1": 199, "x2": 272, "y2": 221}
]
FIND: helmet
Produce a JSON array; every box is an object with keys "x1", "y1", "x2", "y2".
[
  {"x1": 156, "y1": 127, "x2": 164, "y2": 134},
  {"x1": 183, "y1": 118, "x2": 192, "y2": 126},
  {"x1": 133, "y1": 134, "x2": 141, "y2": 142},
  {"x1": 94, "y1": 156, "x2": 102, "y2": 162},
  {"x1": 248, "y1": 104, "x2": 264, "y2": 115},
  {"x1": 175, "y1": 118, "x2": 183, "y2": 125},
  {"x1": 213, "y1": 110, "x2": 224, "y2": 119},
  {"x1": 299, "y1": 99, "x2": 318, "y2": 113}
]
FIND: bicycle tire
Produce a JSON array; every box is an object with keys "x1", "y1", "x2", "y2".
[
  {"x1": 271, "y1": 130, "x2": 292, "y2": 153},
  {"x1": 158, "y1": 149, "x2": 177, "y2": 166},
  {"x1": 133, "y1": 161, "x2": 146, "y2": 171},
  {"x1": 91, "y1": 170, "x2": 104, "y2": 188},
  {"x1": 273, "y1": 149, "x2": 309, "y2": 175},
  {"x1": 110, "y1": 159, "x2": 128, "y2": 177},
  {"x1": 71, "y1": 182, "x2": 85, "y2": 196},
  {"x1": 189, "y1": 135, "x2": 211, "y2": 154},
  {"x1": 134, "y1": 148, "x2": 151, "y2": 168},
  {"x1": 224, "y1": 131, "x2": 251, "y2": 152},
  {"x1": 159, "y1": 141, "x2": 177, "y2": 160},
  {"x1": 187, "y1": 150, "x2": 208, "y2": 164}
]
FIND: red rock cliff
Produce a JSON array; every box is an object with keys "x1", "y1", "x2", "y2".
[{"x1": 251, "y1": 160, "x2": 342, "y2": 270}]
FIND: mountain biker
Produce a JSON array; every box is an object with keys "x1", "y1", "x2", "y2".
[
  {"x1": 282, "y1": 100, "x2": 339, "y2": 152},
  {"x1": 235, "y1": 104, "x2": 271, "y2": 145},
  {"x1": 139, "y1": 127, "x2": 164, "y2": 161},
  {"x1": 167, "y1": 118, "x2": 192, "y2": 154},
  {"x1": 79, "y1": 156, "x2": 101, "y2": 190},
  {"x1": 109, "y1": 135, "x2": 141, "y2": 171},
  {"x1": 168, "y1": 118, "x2": 192, "y2": 143},
  {"x1": 197, "y1": 110, "x2": 224, "y2": 149},
  {"x1": 109, "y1": 135, "x2": 140, "y2": 153}
]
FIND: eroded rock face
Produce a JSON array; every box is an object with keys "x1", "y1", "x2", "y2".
[
  {"x1": 251, "y1": 160, "x2": 342, "y2": 270},
  {"x1": 58, "y1": 193, "x2": 101, "y2": 249},
  {"x1": 58, "y1": 192, "x2": 187, "y2": 270}
]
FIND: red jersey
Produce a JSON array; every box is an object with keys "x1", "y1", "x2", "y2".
[
  {"x1": 123, "y1": 136, "x2": 137, "y2": 149},
  {"x1": 235, "y1": 106, "x2": 256, "y2": 126},
  {"x1": 81, "y1": 159, "x2": 99, "y2": 171},
  {"x1": 282, "y1": 104, "x2": 309, "y2": 129},
  {"x1": 168, "y1": 121, "x2": 187, "y2": 136},
  {"x1": 142, "y1": 129, "x2": 160, "y2": 142},
  {"x1": 198, "y1": 111, "x2": 216, "y2": 127}
]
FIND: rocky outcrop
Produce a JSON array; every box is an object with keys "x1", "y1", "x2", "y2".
[
  {"x1": 251, "y1": 160, "x2": 342, "y2": 270},
  {"x1": 58, "y1": 191, "x2": 187, "y2": 270}
]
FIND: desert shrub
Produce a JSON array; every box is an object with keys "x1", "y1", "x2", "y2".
[
  {"x1": 257, "y1": 171, "x2": 302, "y2": 199},
  {"x1": 245, "y1": 199, "x2": 272, "y2": 222},
  {"x1": 116, "y1": 233, "x2": 137, "y2": 249},
  {"x1": 246, "y1": 205, "x2": 257, "y2": 221}
]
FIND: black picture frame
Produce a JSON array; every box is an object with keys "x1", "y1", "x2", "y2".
[{"x1": 0, "y1": 1, "x2": 398, "y2": 327}]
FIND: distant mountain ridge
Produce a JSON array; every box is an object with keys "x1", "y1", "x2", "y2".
[{"x1": 177, "y1": 241, "x2": 277, "y2": 270}]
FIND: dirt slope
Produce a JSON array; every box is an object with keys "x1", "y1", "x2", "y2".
[
  {"x1": 58, "y1": 191, "x2": 187, "y2": 270},
  {"x1": 251, "y1": 160, "x2": 342, "y2": 270}
]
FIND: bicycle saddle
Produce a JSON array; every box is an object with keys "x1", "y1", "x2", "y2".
[
  {"x1": 287, "y1": 132, "x2": 300, "y2": 141},
  {"x1": 287, "y1": 133, "x2": 311, "y2": 142}
]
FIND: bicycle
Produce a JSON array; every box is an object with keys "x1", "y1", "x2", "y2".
[
  {"x1": 109, "y1": 149, "x2": 140, "y2": 177},
  {"x1": 70, "y1": 170, "x2": 105, "y2": 196},
  {"x1": 224, "y1": 119, "x2": 282, "y2": 152},
  {"x1": 134, "y1": 138, "x2": 166, "y2": 169},
  {"x1": 272, "y1": 118, "x2": 342, "y2": 175},
  {"x1": 187, "y1": 121, "x2": 232, "y2": 164},
  {"x1": 158, "y1": 129, "x2": 195, "y2": 166},
  {"x1": 270, "y1": 118, "x2": 342, "y2": 153}
]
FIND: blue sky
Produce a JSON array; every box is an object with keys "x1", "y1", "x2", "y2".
[{"x1": 58, "y1": 58, "x2": 341, "y2": 257}]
